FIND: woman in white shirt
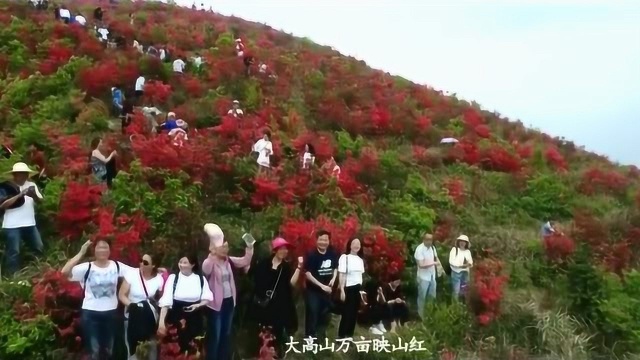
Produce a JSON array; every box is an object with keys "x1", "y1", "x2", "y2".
[
  {"x1": 158, "y1": 254, "x2": 213, "y2": 355},
  {"x1": 252, "y1": 131, "x2": 273, "y2": 174},
  {"x1": 301, "y1": 143, "x2": 315, "y2": 169},
  {"x1": 449, "y1": 234, "x2": 473, "y2": 300},
  {"x1": 118, "y1": 253, "x2": 165, "y2": 360},
  {"x1": 337, "y1": 237, "x2": 366, "y2": 338},
  {"x1": 61, "y1": 239, "x2": 135, "y2": 360}
]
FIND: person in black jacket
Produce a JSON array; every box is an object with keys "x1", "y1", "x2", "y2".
[
  {"x1": 250, "y1": 238, "x2": 301, "y2": 358},
  {"x1": 93, "y1": 7, "x2": 103, "y2": 22}
]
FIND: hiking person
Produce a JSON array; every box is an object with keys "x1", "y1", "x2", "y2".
[
  {"x1": 61, "y1": 239, "x2": 135, "y2": 359},
  {"x1": 89, "y1": 138, "x2": 117, "y2": 187},
  {"x1": 337, "y1": 237, "x2": 366, "y2": 339},
  {"x1": 201, "y1": 223, "x2": 254, "y2": 360},
  {"x1": 449, "y1": 235, "x2": 473, "y2": 300},
  {"x1": 227, "y1": 100, "x2": 244, "y2": 118},
  {"x1": 118, "y1": 253, "x2": 165, "y2": 360},
  {"x1": 158, "y1": 254, "x2": 213, "y2": 355},
  {"x1": 250, "y1": 238, "x2": 301, "y2": 358},
  {"x1": 303, "y1": 229, "x2": 338, "y2": 339},
  {"x1": 1, "y1": 162, "x2": 44, "y2": 276},
  {"x1": 252, "y1": 131, "x2": 273, "y2": 174},
  {"x1": 414, "y1": 232, "x2": 439, "y2": 318},
  {"x1": 301, "y1": 143, "x2": 316, "y2": 169}
]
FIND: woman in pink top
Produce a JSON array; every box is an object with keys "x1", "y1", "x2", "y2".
[{"x1": 201, "y1": 223, "x2": 254, "y2": 360}]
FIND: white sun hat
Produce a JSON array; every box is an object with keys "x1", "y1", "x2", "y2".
[
  {"x1": 204, "y1": 223, "x2": 224, "y2": 247},
  {"x1": 456, "y1": 234, "x2": 470, "y2": 244},
  {"x1": 175, "y1": 119, "x2": 188, "y2": 129},
  {"x1": 5, "y1": 162, "x2": 38, "y2": 175}
]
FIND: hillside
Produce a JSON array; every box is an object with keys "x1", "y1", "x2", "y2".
[{"x1": 1, "y1": 0, "x2": 640, "y2": 359}]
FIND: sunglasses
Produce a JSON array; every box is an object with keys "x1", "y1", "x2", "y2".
[{"x1": 140, "y1": 259, "x2": 150, "y2": 266}]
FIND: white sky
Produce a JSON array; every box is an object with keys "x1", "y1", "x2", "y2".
[{"x1": 177, "y1": 0, "x2": 640, "y2": 165}]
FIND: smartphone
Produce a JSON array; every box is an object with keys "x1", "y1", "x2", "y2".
[{"x1": 242, "y1": 233, "x2": 256, "y2": 246}]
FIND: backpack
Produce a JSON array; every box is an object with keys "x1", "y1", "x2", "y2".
[
  {"x1": 172, "y1": 272, "x2": 205, "y2": 300},
  {"x1": 83, "y1": 260, "x2": 122, "y2": 294},
  {"x1": 443, "y1": 247, "x2": 456, "y2": 276}
]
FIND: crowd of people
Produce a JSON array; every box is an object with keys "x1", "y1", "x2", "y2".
[
  {"x1": 0, "y1": 161, "x2": 477, "y2": 359},
  {"x1": 0, "y1": 2, "x2": 532, "y2": 360}
]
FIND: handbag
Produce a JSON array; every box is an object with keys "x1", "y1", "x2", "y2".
[{"x1": 253, "y1": 265, "x2": 283, "y2": 308}]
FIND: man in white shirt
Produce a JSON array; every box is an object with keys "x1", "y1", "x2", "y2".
[
  {"x1": 97, "y1": 27, "x2": 109, "y2": 42},
  {"x1": 192, "y1": 53, "x2": 203, "y2": 68},
  {"x1": 227, "y1": 100, "x2": 244, "y2": 118},
  {"x1": 414, "y1": 232, "x2": 439, "y2": 318},
  {"x1": 59, "y1": 6, "x2": 71, "y2": 23},
  {"x1": 135, "y1": 75, "x2": 145, "y2": 99},
  {"x1": 74, "y1": 13, "x2": 86, "y2": 26},
  {"x1": 1, "y1": 162, "x2": 44, "y2": 276},
  {"x1": 173, "y1": 57, "x2": 186, "y2": 74}
]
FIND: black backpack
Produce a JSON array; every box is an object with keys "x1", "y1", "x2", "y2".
[{"x1": 172, "y1": 272, "x2": 205, "y2": 300}]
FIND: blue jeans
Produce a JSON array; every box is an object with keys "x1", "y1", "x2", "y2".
[
  {"x1": 206, "y1": 297, "x2": 234, "y2": 360},
  {"x1": 3, "y1": 226, "x2": 44, "y2": 276},
  {"x1": 304, "y1": 289, "x2": 332, "y2": 338},
  {"x1": 81, "y1": 309, "x2": 118, "y2": 359},
  {"x1": 416, "y1": 277, "x2": 437, "y2": 318},
  {"x1": 451, "y1": 271, "x2": 469, "y2": 299}
]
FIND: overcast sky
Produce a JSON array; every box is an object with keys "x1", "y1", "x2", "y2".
[{"x1": 176, "y1": 0, "x2": 640, "y2": 166}]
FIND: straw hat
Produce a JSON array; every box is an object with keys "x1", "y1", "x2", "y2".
[{"x1": 5, "y1": 162, "x2": 38, "y2": 176}]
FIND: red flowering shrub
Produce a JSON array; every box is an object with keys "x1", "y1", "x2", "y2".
[
  {"x1": 543, "y1": 233, "x2": 576, "y2": 262},
  {"x1": 579, "y1": 167, "x2": 630, "y2": 196},
  {"x1": 480, "y1": 145, "x2": 522, "y2": 173},
  {"x1": 143, "y1": 80, "x2": 173, "y2": 105},
  {"x1": 31, "y1": 269, "x2": 84, "y2": 352},
  {"x1": 444, "y1": 178, "x2": 465, "y2": 205},
  {"x1": 544, "y1": 146, "x2": 567, "y2": 171},
  {"x1": 470, "y1": 258, "x2": 508, "y2": 326},
  {"x1": 474, "y1": 124, "x2": 491, "y2": 139},
  {"x1": 92, "y1": 208, "x2": 149, "y2": 263},
  {"x1": 57, "y1": 181, "x2": 104, "y2": 240}
]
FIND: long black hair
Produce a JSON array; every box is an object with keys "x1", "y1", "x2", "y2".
[
  {"x1": 344, "y1": 236, "x2": 364, "y2": 258},
  {"x1": 181, "y1": 253, "x2": 200, "y2": 274}
]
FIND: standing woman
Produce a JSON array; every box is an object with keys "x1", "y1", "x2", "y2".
[
  {"x1": 201, "y1": 223, "x2": 254, "y2": 360},
  {"x1": 89, "y1": 138, "x2": 117, "y2": 187},
  {"x1": 158, "y1": 254, "x2": 213, "y2": 355},
  {"x1": 449, "y1": 234, "x2": 473, "y2": 300},
  {"x1": 251, "y1": 237, "x2": 301, "y2": 358},
  {"x1": 61, "y1": 239, "x2": 135, "y2": 360},
  {"x1": 337, "y1": 237, "x2": 366, "y2": 339},
  {"x1": 252, "y1": 131, "x2": 273, "y2": 175},
  {"x1": 301, "y1": 143, "x2": 315, "y2": 170},
  {"x1": 118, "y1": 253, "x2": 166, "y2": 360}
]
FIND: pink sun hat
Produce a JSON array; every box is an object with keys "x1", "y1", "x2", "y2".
[{"x1": 271, "y1": 237, "x2": 292, "y2": 251}]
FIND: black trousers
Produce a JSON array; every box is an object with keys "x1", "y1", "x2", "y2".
[
  {"x1": 104, "y1": 158, "x2": 117, "y2": 188},
  {"x1": 338, "y1": 284, "x2": 361, "y2": 338},
  {"x1": 304, "y1": 290, "x2": 332, "y2": 338},
  {"x1": 167, "y1": 300, "x2": 204, "y2": 354}
]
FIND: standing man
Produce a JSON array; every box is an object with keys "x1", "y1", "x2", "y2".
[
  {"x1": 414, "y1": 232, "x2": 439, "y2": 319},
  {"x1": 304, "y1": 230, "x2": 338, "y2": 340},
  {"x1": 1, "y1": 162, "x2": 44, "y2": 276}
]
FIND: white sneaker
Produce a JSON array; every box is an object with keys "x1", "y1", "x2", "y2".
[
  {"x1": 376, "y1": 322, "x2": 387, "y2": 333},
  {"x1": 370, "y1": 326, "x2": 384, "y2": 335}
]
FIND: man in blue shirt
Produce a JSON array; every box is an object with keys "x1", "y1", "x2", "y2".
[
  {"x1": 541, "y1": 221, "x2": 557, "y2": 238},
  {"x1": 111, "y1": 85, "x2": 123, "y2": 116}
]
